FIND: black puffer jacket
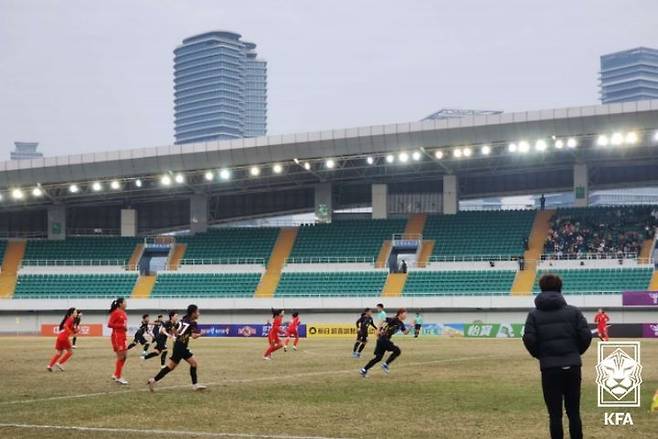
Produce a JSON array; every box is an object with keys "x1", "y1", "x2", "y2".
[{"x1": 523, "y1": 291, "x2": 592, "y2": 370}]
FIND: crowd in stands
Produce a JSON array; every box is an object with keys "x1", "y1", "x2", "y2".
[{"x1": 544, "y1": 207, "x2": 658, "y2": 259}]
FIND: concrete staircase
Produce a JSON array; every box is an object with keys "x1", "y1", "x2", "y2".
[
  {"x1": 168, "y1": 243, "x2": 187, "y2": 270},
  {"x1": 404, "y1": 213, "x2": 427, "y2": 237},
  {"x1": 131, "y1": 275, "x2": 156, "y2": 298},
  {"x1": 0, "y1": 240, "x2": 26, "y2": 298},
  {"x1": 381, "y1": 273, "x2": 407, "y2": 297},
  {"x1": 416, "y1": 240, "x2": 435, "y2": 268},
  {"x1": 510, "y1": 210, "x2": 555, "y2": 295},
  {"x1": 375, "y1": 241, "x2": 392, "y2": 268},
  {"x1": 128, "y1": 243, "x2": 144, "y2": 270},
  {"x1": 649, "y1": 271, "x2": 658, "y2": 291},
  {"x1": 255, "y1": 227, "x2": 298, "y2": 298},
  {"x1": 639, "y1": 239, "x2": 655, "y2": 264}
]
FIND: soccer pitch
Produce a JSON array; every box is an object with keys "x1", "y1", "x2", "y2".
[{"x1": 1, "y1": 337, "x2": 656, "y2": 438}]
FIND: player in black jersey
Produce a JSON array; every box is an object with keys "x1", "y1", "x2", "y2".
[
  {"x1": 147, "y1": 305, "x2": 206, "y2": 391},
  {"x1": 71, "y1": 311, "x2": 82, "y2": 349},
  {"x1": 360, "y1": 308, "x2": 409, "y2": 377},
  {"x1": 127, "y1": 314, "x2": 151, "y2": 356},
  {"x1": 143, "y1": 313, "x2": 175, "y2": 367},
  {"x1": 352, "y1": 308, "x2": 377, "y2": 358}
]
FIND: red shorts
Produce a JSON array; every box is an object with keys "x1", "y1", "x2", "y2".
[
  {"x1": 286, "y1": 329, "x2": 298, "y2": 338},
  {"x1": 55, "y1": 336, "x2": 72, "y2": 351},
  {"x1": 111, "y1": 332, "x2": 127, "y2": 352},
  {"x1": 268, "y1": 333, "x2": 280, "y2": 345},
  {"x1": 598, "y1": 325, "x2": 608, "y2": 334}
]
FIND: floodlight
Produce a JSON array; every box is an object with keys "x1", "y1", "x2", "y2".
[
  {"x1": 110, "y1": 180, "x2": 121, "y2": 190},
  {"x1": 463, "y1": 147, "x2": 472, "y2": 157},
  {"x1": 272, "y1": 163, "x2": 283, "y2": 174},
  {"x1": 385, "y1": 154, "x2": 395, "y2": 163},
  {"x1": 412, "y1": 151, "x2": 422, "y2": 161},
  {"x1": 597, "y1": 135, "x2": 609, "y2": 147},
  {"x1": 161, "y1": 175, "x2": 172, "y2": 186},
  {"x1": 219, "y1": 169, "x2": 231, "y2": 180},
  {"x1": 535, "y1": 139, "x2": 547, "y2": 152},
  {"x1": 304, "y1": 162, "x2": 311, "y2": 170},
  {"x1": 250, "y1": 166, "x2": 261, "y2": 176},
  {"x1": 434, "y1": 150, "x2": 443, "y2": 159},
  {"x1": 174, "y1": 173, "x2": 185, "y2": 184},
  {"x1": 566, "y1": 138, "x2": 577, "y2": 148},
  {"x1": 204, "y1": 171, "x2": 214, "y2": 181},
  {"x1": 554, "y1": 139, "x2": 564, "y2": 149},
  {"x1": 518, "y1": 141, "x2": 530, "y2": 153},
  {"x1": 453, "y1": 148, "x2": 463, "y2": 158},
  {"x1": 625, "y1": 131, "x2": 638, "y2": 144},
  {"x1": 325, "y1": 159, "x2": 335, "y2": 169},
  {"x1": 366, "y1": 156, "x2": 374, "y2": 165},
  {"x1": 481, "y1": 145, "x2": 491, "y2": 155},
  {"x1": 11, "y1": 188, "x2": 24, "y2": 200},
  {"x1": 92, "y1": 181, "x2": 103, "y2": 192},
  {"x1": 135, "y1": 179, "x2": 143, "y2": 188},
  {"x1": 610, "y1": 132, "x2": 623, "y2": 146},
  {"x1": 398, "y1": 152, "x2": 409, "y2": 163},
  {"x1": 508, "y1": 143, "x2": 517, "y2": 152}
]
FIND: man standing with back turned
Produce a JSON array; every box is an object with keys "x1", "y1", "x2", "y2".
[{"x1": 522, "y1": 274, "x2": 592, "y2": 439}]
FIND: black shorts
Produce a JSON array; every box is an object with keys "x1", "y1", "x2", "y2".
[
  {"x1": 155, "y1": 335, "x2": 168, "y2": 352},
  {"x1": 356, "y1": 332, "x2": 368, "y2": 343},
  {"x1": 374, "y1": 337, "x2": 398, "y2": 356},
  {"x1": 170, "y1": 342, "x2": 193, "y2": 364},
  {"x1": 134, "y1": 331, "x2": 148, "y2": 345},
  {"x1": 414, "y1": 324, "x2": 422, "y2": 331}
]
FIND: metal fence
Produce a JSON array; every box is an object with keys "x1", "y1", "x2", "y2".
[{"x1": 285, "y1": 256, "x2": 375, "y2": 265}]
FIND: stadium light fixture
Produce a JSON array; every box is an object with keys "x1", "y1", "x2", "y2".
[
  {"x1": 481, "y1": 145, "x2": 491, "y2": 155},
  {"x1": 174, "y1": 173, "x2": 185, "y2": 184},
  {"x1": 654, "y1": 131, "x2": 658, "y2": 142},
  {"x1": 508, "y1": 143, "x2": 517, "y2": 152},
  {"x1": 219, "y1": 168, "x2": 231, "y2": 180},
  {"x1": 412, "y1": 151, "x2": 422, "y2": 161},
  {"x1": 566, "y1": 138, "x2": 577, "y2": 148},
  {"x1": 69, "y1": 184, "x2": 79, "y2": 193},
  {"x1": 325, "y1": 159, "x2": 336, "y2": 169},
  {"x1": 110, "y1": 180, "x2": 121, "y2": 190},
  {"x1": 625, "y1": 131, "x2": 638, "y2": 145},
  {"x1": 272, "y1": 163, "x2": 283, "y2": 174},
  {"x1": 366, "y1": 156, "x2": 374, "y2": 165},
  {"x1": 518, "y1": 141, "x2": 530, "y2": 153},
  {"x1": 434, "y1": 150, "x2": 443, "y2": 159},
  {"x1": 597, "y1": 135, "x2": 609, "y2": 147},
  {"x1": 135, "y1": 179, "x2": 143, "y2": 188},
  {"x1": 0, "y1": 193, "x2": 3, "y2": 201},
  {"x1": 453, "y1": 148, "x2": 463, "y2": 158},
  {"x1": 11, "y1": 188, "x2": 24, "y2": 200},
  {"x1": 249, "y1": 166, "x2": 261, "y2": 177},
  {"x1": 293, "y1": 158, "x2": 300, "y2": 165},
  {"x1": 92, "y1": 181, "x2": 103, "y2": 192},
  {"x1": 535, "y1": 139, "x2": 547, "y2": 152},
  {"x1": 610, "y1": 132, "x2": 624, "y2": 146},
  {"x1": 398, "y1": 152, "x2": 409, "y2": 163},
  {"x1": 161, "y1": 175, "x2": 172, "y2": 186},
  {"x1": 463, "y1": 147, "x2": 472, "y2": 157},
  {"x1": 303, "y1": 162, "x2": 311, "y2": 170},
  {"x1": 554, "y1": 139, "x2": 564, "y2": 149},
  {"x1": 204, "y1": 171, "x2": 214, "y2": 181},
  {"x1": 385, "y1": 154, "x2": 395, "y2": 163}
]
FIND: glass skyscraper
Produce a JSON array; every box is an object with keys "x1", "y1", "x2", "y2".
[
  {"x1": 174, "y1": 31, "x2": 267, "y2": 144},
  {"x1": 600, "y1": 47, "x2": 658, "y2": 104}
]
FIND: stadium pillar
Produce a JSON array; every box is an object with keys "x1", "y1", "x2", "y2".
[
  {"x1": 189, "y1": 193, "x2": 208, "y2": 235},
  {"x1": 573, "y1": 164, "x2": 589, "y2": 207},
  {"x1": 47, "y1": 204, "x2": 66, "y2": 240},
  {"x1": 120, "y1": 209, "x2": 137, "y2": 237},
  {"x1": 443, "y1": 174, "x2": 459, "y2": 215},
  {"x1": 314, "y1": 183, "x2": 333, "y2": 223},
  {"x1": 371, "y1": 184, "x2": 388, "y2": 219}
]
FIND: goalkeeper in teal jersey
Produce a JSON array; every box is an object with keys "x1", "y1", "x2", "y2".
[
  {"x1": 374, "y1": 303, "x2": 386, "y2": 328},
  {"x1": 413, "y1": 312, "x2": 424, "y2": 338}
]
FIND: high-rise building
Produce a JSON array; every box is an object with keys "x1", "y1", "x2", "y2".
[
  {"x1": 600, "y1": 47, "x2": 658, "y2": 104},
  {"x1": 10, "y1": 141, "x2": 43, "y2": 160},
  {"x1": 174, "y1": 31, "x2": 267, "y2": 144}
]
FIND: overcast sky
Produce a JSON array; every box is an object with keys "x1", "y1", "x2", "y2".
[{"x1": 1, "y1": 0, "x2": 656, "y2": 157}]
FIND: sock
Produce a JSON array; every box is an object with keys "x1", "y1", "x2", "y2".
[
  {"x1": 72, "y1": 337, "x2": 77, "y2": 346},
  {"x1": 294, "y1": 338, "x2": 299, "y2": 347},
  {"x1": 144, "y1": 352, "x2": 159, "y2": 360},
  {"x1": 190, "y1": 366, "x2": 198, "y2": 385},
  {"x1": 160, "y1": 351, "x2": 167, "y2": 366},
  {"x1": 143, "y1": 343, "x2": 150, "y2": 353},
  {"x1": 49, "y1": 353, "x2": 62, "y2": 367},
  {"x1": 363, "y1": 355, "x2": 383, "y2": 371},
  {"x1": 126, "y1": 342, "x2": 136, "y2": 350},
  {"x1": 59, "y1": 351, "x2": 73, "y2": 365},
  {"x1": 358, "y1": 343, "x2": 366, "y2": 353},
  {"x1": 353, "y1": 342, "x2": 360, "y2": 353},
  {"x1": 154, "y1": 366, "x2": 171, "y2": 382},
  {"x1": 114, "y1": 358, "x2": 125, "y2": 378}
]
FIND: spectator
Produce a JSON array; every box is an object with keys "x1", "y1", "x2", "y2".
[
  {"x1": 400, "y1": 259, "x2": 408, "y2": 274},
  {"x1": 540, "y1": 194, "x2": 546, "y2": 210},
  {"x1": 523, "y1": 274, "x2": 592, "y2": 439}
]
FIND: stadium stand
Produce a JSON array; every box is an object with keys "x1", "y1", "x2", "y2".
[
  {"x1": 177, "y1": 228, "x2": 279, "y2": 263},
  {"x1": 290, "y1": 219, "x2": 406, "y2": 262},
  {"x1": 151, "y1": 273, "x2": 261, "y2": 298},
  {"x1": 424, "y1": 210, "x2": 535, "y2": 257},
  {"x1": 533, "y1": 268, "x2": 653, "y2": 294},
  {"x1": 14, "y1": 273, "x2": 138, "y2": 298},
  {"x1": 544, "y1": 206, "x2": 657, "y2": 257},
  {"x1": 22, "y1": 237, "x2": 139, "y2": 263},
  {"x1": 275, "y1": 271, "x2": 388, "y2": 297},
  {"x1": 403, "y1": 270, "x2": 516, "y2": 296}
]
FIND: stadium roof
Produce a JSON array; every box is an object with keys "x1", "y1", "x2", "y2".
[{"x1": 1, "y1": 100, "x2": 658, "y2": 208}]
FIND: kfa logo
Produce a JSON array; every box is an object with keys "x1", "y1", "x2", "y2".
[
  {"x1": 595, "y1": 341, "x2": 643, "y2": 408},
  {"x1": 604, "y1": 412, "x2": 633, "y2": 426}
]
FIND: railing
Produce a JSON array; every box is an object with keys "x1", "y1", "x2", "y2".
[
  {"x1": 392, "y1": 233, "x2": 422, "y2": 241},
  {"x1": 285, "y1": 256, "x2": 375, "y2": 265},
  {"x1": 540, "y1": 252, "x2": 639, "y2": 261},
  {"x1": 0, "y1": 231, "x2": 47, "y2": 239},
  {"x1": 21, "y1": 259, "x2": 129, "y2": 267},
  {"x1": 428, "y1": 255, "x2": 518, "y2": 263},
  {"x1": 144, "y1": 235, "x2": 176, "y2": 247},
  {"x1": 178, "y1": 257, "x2": 266, "y2": 266},
  {"x1": 66, "y1": 228, "x2": 121, "y2": 236}
]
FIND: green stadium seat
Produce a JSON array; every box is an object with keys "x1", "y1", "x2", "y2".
[
  {"x1": 403, "y1": 270, "x2": 515, "y2": 296},
  {"x1": 151, "y1": 272, "x2": 261, "y2": 298},
  {"x1": 14, "y1": 273, "x2": 138, "y2": 298},
  {"x1": 533, "y1": 267, "x2": 653, "y2": 294},
  {"x1": 178, "y1": 228, "x2": 278, "y2": 263},
  {"x1": 23, "y1": 237, "x2": 139, "y2": 263},
  {"x1": 275, "y1": 271, "x2": 387, "y2": 297}
]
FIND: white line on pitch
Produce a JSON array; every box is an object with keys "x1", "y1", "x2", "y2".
[
  {"x1": 0, "y1": 423, "x2": 355, "y2": 439},
  {"x1": 0, "y1": 355, "x2": 498, "y2": 406}
]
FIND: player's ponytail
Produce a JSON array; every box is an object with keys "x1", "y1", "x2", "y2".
[
  {"x1": 271, "y1": 308, "x2": 282, "y2": 317},
  {"x1": 108, "y1": 297, "x2": 125, "y2": 314},
  {"x1": 59, "y1": 307, "x2": 76, "y2": 330}
]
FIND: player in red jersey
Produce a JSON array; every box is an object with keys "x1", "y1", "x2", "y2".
[
  {"x1": 47, "y1": 307, "x2": 78, "y2": 372},
  {"x1": 283, "y1": 312, "x2": 301, "y2": 352},
  {"x1": 107, "y1": 297, "x2": 129, "y2": 384},
  {"x1": 263, "y1": 309, "x2": 284, "y2": 360},
  {"x1": 594, "y1": 308, "x2": 610, "y2": 341}
]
